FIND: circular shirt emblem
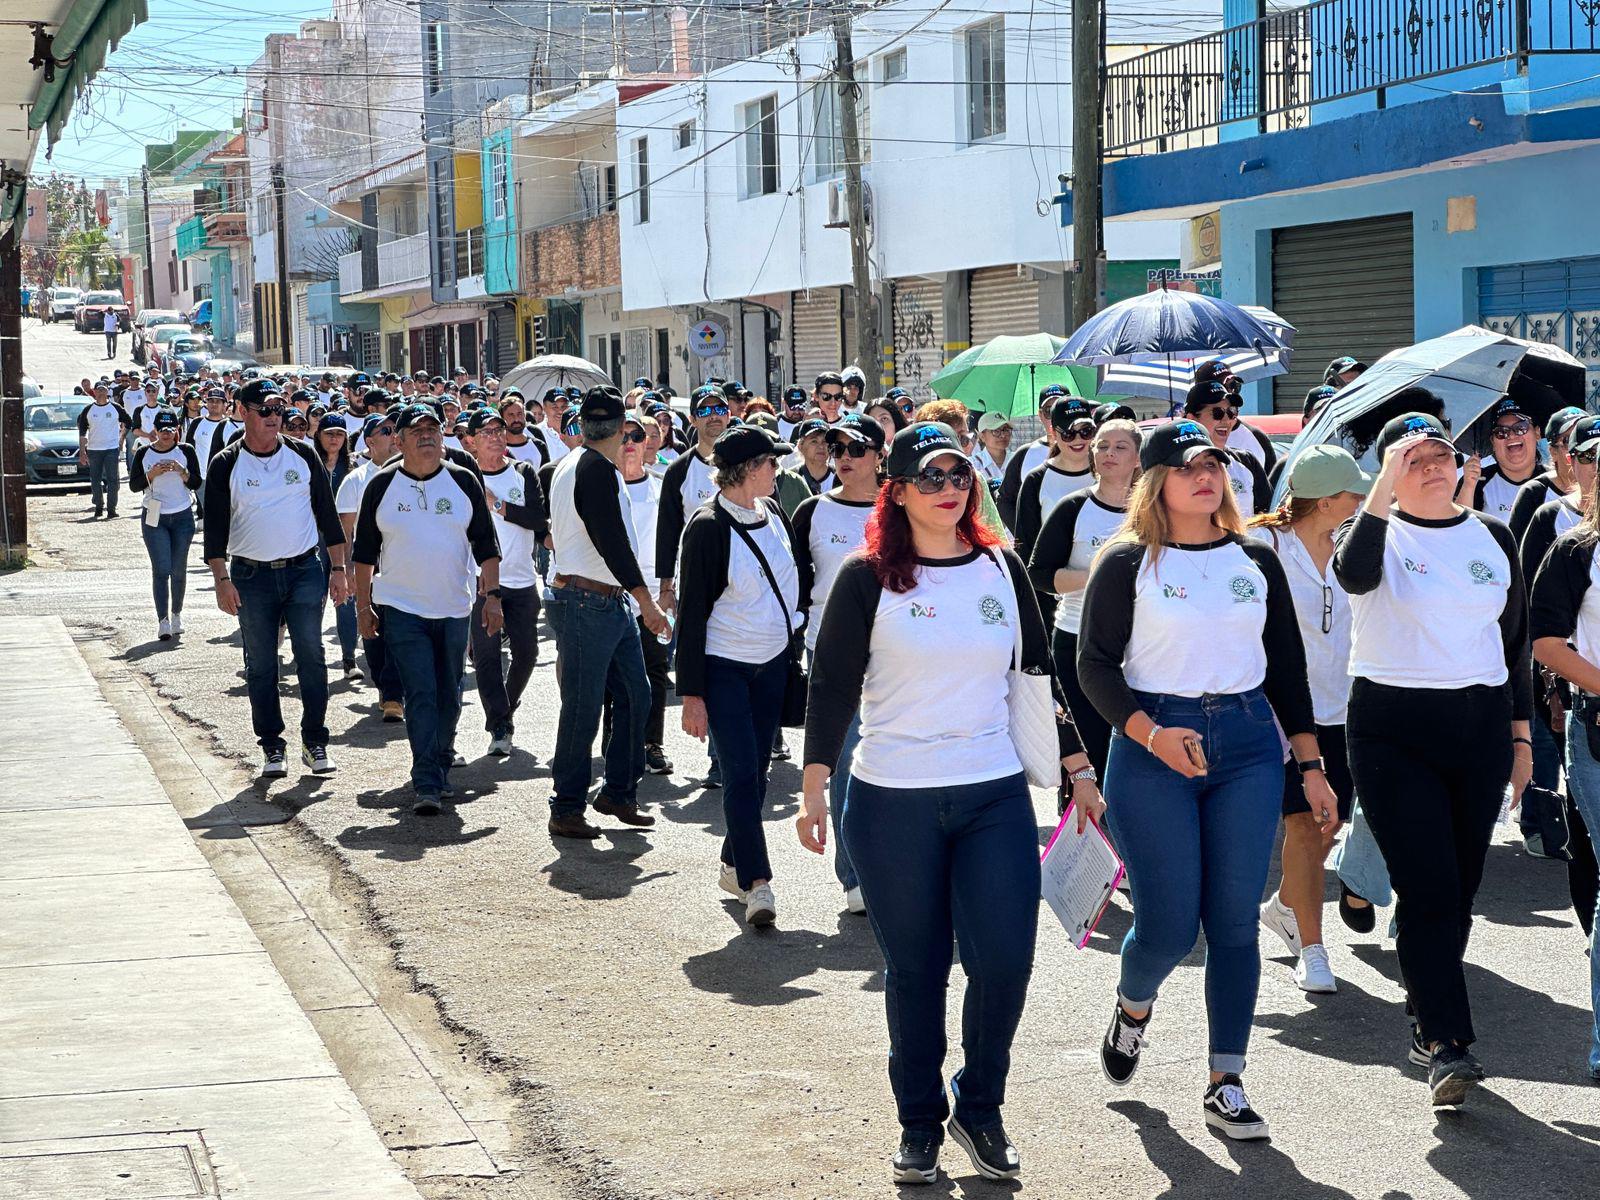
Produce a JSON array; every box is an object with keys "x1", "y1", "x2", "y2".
[
  {"x1": 1468, "y1": 559, "x2": 1494, "y2": 584},
  {"x1": 508, "y1": 488, "x2": 523, "y2": 504},
  {"x1": 979, "y1": 595, "x2": 1006, "y2": 625},
  {"x1": 283, "y1": 469, "x2": 302, "y2": 485},
  {"x1": 1228, "y1": 574, "x2": 1259, "y2": 603},
  {"x1": 434, "y1": 497, "x2": 453, "y2": 515}
]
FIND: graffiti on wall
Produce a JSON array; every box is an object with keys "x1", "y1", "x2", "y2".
[{"x1": 893, "y1": 287, "x2": 941, "y2": 402}]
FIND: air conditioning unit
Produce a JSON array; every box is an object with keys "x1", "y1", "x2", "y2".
[{"x1": 825, "y1": 179, "x2": 848, "y2": 228}]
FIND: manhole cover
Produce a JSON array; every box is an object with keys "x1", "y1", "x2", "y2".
[{"x1": 0, "y1": 1132, "x2": 216, "y2": 1198}]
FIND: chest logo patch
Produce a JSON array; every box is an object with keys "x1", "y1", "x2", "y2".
[
  {"x1": 830, "y1": 532, "x2": 849, "y2": 544},
  {"x1": 1229, "y1": 476, "x2": 1246, "y2": 494},
  {"x1": 435, "y1": 498, "x2": 453, "y2": 515},
  {"x1": 245, "y1": 477, "x2": 260, "y2": 487},
  {"x1": 910, "y1": 602, "x2": 937, "y2": 620},
  {"x1": 979, "y1": 595, "x2": 1006, "y2": 625},
  {"x1": 1162, "y1": 584, "x2": 1188, "y2": 600},
  {"x1": 1468, "y1": 559, "x2": 1497, "y2": 585},
  {"x1": 1403, "y1": 557, "x2": 1428, "y2": 575},
  {"x1": 284, "y1": 469, "x2": 302, "y2": 485},
  {"x1": 1228, "y1": 575, "x2": 1260, "y2": 603},
  {"x1": 508, "y1": 488, "x2": 523, "y2": 504}
]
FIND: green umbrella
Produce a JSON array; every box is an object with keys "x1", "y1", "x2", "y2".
[{"x1": 928, "y1": 333, "x2": 1104, "y2": 417}]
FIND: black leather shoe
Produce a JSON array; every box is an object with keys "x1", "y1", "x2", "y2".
[
  {"x1": 1338, "y1": 883, "x2": 1376, "y2": 933},
  {"x1": 548, "y1": 813, "x2": 602, "y2": 839},
  {"x1": 947, "y1": 1117, "x2": 1019, "y2": 1181},
  {"x1": 891, "y1": 1128, "x2": 942, "y2": 1185},
  {"x1": 594, "y1": 792, "x2": 655, "y2": 827}
]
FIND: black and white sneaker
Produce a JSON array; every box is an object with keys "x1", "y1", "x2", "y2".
[
  {"x1": 644, "y1": 744, "x2": 673, "y2": 775},
  {"x1": 1203, "y1": 1074, "x2": 1270, "y2": 1140},
  {"x1": 260, "y1": 749, "x2": 288, "y2": 779},
  {"x1": 1429, "y1": 1044, "x2": 1478, "y2": 1108},
  {"x1": 1407, "y1": 1022, "x2": 1430, "y2": 1067},
  {"x1": 1101, "y1": 1001, "x2": 1151, "y2": 1086},
  {"x1": 947, "y1": 1117, "x2": 1019, "y2": 1181},
  {"x1": 301, "y1": 743, "x2": 335, "y2": 775},
  {"x1": 890, "y1": 1128, "x2": 941, "y2": 1185}
]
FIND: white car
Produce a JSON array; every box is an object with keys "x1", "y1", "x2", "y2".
[{"x1": 45, "y1": 287, "x2": 81, "y2": 323}]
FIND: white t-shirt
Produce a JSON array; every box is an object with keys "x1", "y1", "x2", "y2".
[
  {"x1": 543, "y1": 428, "x2": 573, "y2": 465},
  {"x1": 1252, "y1": 525, "x2": 1352, "y2": 725},
  {"x1": 134, "y1": 444, "x2": 195, "y2": 515},
  {"x1": 480, "y1": 463, "x2": 540, "y2": 590},
  {"x1": 1048, "y1": 491, "x2": 1127, "y2": 635},
  {"x1": 798, "y1": 493, "x2": 874, "y2": 652},
  {"x1": 353, "y1": 463, "x2": 498, "y2": 619},
  {"x1": 336, "y1": 457, "x2": 381, "y2": 515},
  {"x1": 80, "y1": 401, "x2": 126, "y2": 452},
  {"x1": 705, "y1": 503, "x2": 799, "y2": 666},
  {"x1": 625, "y1": 474, "x2": 661, "y2": 581},
  {"x1": 222, "y1": 442, "x2": 322, "y2": 562}
]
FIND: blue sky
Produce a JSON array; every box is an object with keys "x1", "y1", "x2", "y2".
[{"x1": 47, "y1": 0, "x2": 324, "y2": 183}]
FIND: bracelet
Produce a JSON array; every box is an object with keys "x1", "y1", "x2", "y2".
[
  {"x1": 1512, "y1": 736, "x2": 1533, "y2": 747},
  {"x1": 1069, "y1": 766, "x2": 1098, "y2": 785},
  {"x1": 1297, "y1": 757, "x2": 1326, "y2": 775},
  {"x1": 1144, "y1": 724, "x2": 1163, "y2": 754}
]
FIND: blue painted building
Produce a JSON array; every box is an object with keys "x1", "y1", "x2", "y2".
[{"x1": 1090, "y1": 0, "x2": 1600, "y2": 411}]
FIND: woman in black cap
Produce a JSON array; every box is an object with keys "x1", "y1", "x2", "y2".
[
  {"x1": 1012, "y1": 397, "x2": 1097, "y2": 563},
  {"x1": 1078, "y1": 416, "x2": 1331, "y2": 1141},
  {"x1": 798, "y1": 420, "x2": 1099, "y2": 1185},
  {"x1": 1180, "y1": 381, "x2": 1271, "y2": 514},
  {"x1": 313, "y1": 413, "x2": 359, "y2": 676},
  {"x1": 1334, "y1": 411, "x2": 1532, "y2": 1108},
  {"x1": 675, "y1": 425, "x2": 809, "y2": 927},
  {"x1": 129, "y1": 409, "x2": 203, "y2": 643}
]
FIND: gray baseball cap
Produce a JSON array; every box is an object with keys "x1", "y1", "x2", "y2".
[{"x1": 1285, "y1": 445, "x2": 1373, "y2": 499}]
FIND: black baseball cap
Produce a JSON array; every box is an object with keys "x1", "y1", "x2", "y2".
[
  {"x1": 1546, "y1": 406, "x2": 1588, "y2": 444},
  {"x1": 632, "y1": 376, "x2": 653, "y2": 389},
  {"x1": 237, "y1": 379, "x2": 281, "y2": 409},
  {"x1": 1192, "y1": 358, "x2": 1234, "y2": 385},
  {"x1": 580, "y1": 386, "x2": 625, "y2": 423},
  {"x1": 1374, "y1": 411, "x2": 1454, "y2": 460},
  {"x1": 1490, "y1": 395, "x2": 1529, "y2": 422},
  {"x1": 1038, "y1": 383, "x2": 1070, "y2": 406},
  {"x1": 393, "y1": 403, "x2": 442, "y2": 431},
  {"x1": 465, "y1": 408, "x2": 505, "y2": 435},
  {"x1": 318, "y1": 412, "x2": 347, "y2": 433},
  {"x1": 885, "y1": 386, "x2": 912, "y2": 404},
  {"x1": 1093, "y1": 401, "x2": 1138, "y2": 425},
  {"x1": 690, "y1": 385, "x2": 727, "y2": 413},
  {"x1": 1324, "y1": 356, "x2": 1367, "y2": 381},
  {"x1": 884, "y1": 421, "x2": 963, "y2": 478},
  {"x1": 826, "y1": 413, "x2": 886, "y2": 452},
  {"x1": 1049, "y1": 397, "x2": 1095, "y2": 432},
  {"x1": 541, "y1": 388, "x2": 566, "y2": 406},
  {"x1": 780, "y1": 385, "x2": 808, "y2": 408},
  {"x1": 1140, "y1": 419, "x2": 1226, "y2": 470},
  {"x1": 1183, "y1": 380, "x2": 1235, "y2": 412},
  {"x1": 152, "y1": 410, "x2": 181, "y2": 432},
  {"x1": 1569, "y1": 415, "x2": 1600, "y2": 454},
  {"x1": 362, "y1": 413, "x2": 393, "y2": 439},
  {"x1": 793, "y1": 417, "x2": 830, "y2": 442},
  {"x1": 711, "y1": 425, "x2": 791, "y2": 468},
  {"x1": 349, "y1": 372, "x2": 372, "y2": 387},
  {"x1": 362, "y1": 387, "x2": 392, "y2": 409}
]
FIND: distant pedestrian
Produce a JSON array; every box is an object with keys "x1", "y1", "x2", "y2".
[
  {"x1": 314, "y1": 414, "x2": 359, "y2": 678},
  {"x1": 129, "y1": 410, "x2": 201, "y2": 642},
  {"x1": 76, "y1": 381, "x2": 131, "y2": 518},
  {"x1": 203, "y1": 379, "x2": 348, "y2": 780},
  {"x1": 103, "y1": 308, "x2": 119, "y2": 359}
]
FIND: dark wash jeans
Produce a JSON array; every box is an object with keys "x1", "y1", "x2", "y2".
[
  {"x1": 470, "y1": 584, "x2": 540, "y2": 735},
  {"x1": 141, "y1": 508, "x2": 194, "y2": 619},
  {"x1": 379, "y1": 606, "x2": 470, "y2": 796},
  {"x1": 545, "y1": 584, "x2": 648, "y2": 815},
  {"x1": 844, "y1": 771, "x2": 1039, "y2": 1135},
  {"x1": 233, "y1": 554, "x2": 329, "y2": 754},
  {"x1": 702, "y1": 652, "x2": 787, "y2": 890},
  {"x1": 87, "y1": 448, "x2": 120, "y2": 512}
]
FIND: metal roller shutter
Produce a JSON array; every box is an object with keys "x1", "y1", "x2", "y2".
[
  {"x1": 1478, "y1": 256, "x2": 1600, "y2": 408},
  {"x1": 892, "y1": 276, "x2": 945, "y2": 402},
  {"x1": 1272, "y1": 214, "x2": 1414, "y2": 412},
  {"x1": 292, "y1": 287, "x2": 315, "y2": 366},
  {"x1": 969, "y1": 266, "x2": 1040, "y2": 346},
  {"x1": 791, "y1": 290, "x2": 841, "y2": 387}
]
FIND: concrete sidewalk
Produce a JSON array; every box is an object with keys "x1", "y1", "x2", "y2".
[{"x1": 0, "y1": 616, "x2": 422, "y2": 1198}]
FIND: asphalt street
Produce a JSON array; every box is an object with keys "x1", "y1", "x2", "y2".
[{"x1": 11, "y1": 319, "x2": 1600, "y2": 1199}]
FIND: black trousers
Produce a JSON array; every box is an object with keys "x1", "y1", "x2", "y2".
[
  {"x1": 1051, "y1": 629, "x2": 1111, "y2": 780},
  {"x1": 470, "y1": 584, "x2": 540, "y2": 734},
  {"x1": 1346, "y1": 679, "x2": 1512, "y2": 1047},
  {"x1": 603, "y1": 616, "x2": 668, "y2": 747}
]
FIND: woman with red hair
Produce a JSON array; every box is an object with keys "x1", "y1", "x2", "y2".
[{"x1": 797, "y1": 421, "x2": 1101, "y2": 1186}]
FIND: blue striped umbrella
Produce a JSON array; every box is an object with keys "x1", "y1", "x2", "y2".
[{"x1": 1053, "y1": 289, "x2": 1291, "y2": 368}]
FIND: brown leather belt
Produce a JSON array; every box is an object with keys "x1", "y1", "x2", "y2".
[{"x1": 552, "y1": 573, "x2": 625, "y2": 599}]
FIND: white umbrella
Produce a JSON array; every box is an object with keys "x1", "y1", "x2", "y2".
[{"x1": 499, "y1": 353, "x2": 611, "y2": 401}]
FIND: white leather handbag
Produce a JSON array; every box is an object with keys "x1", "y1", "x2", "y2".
[{"x1": 994, "y1": 549, "x2": 1062, "y2": 789}]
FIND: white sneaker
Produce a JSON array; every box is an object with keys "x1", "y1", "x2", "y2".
[
  {"x1": 745, "y1": 883, "x2": 776, "y2": 927},
  {"x1": 487, "y1": 733, "x2": 513, "y2": 757},
  {"x1": 170, "y1": 612, "x2": 184, "y2": 635},
  {"x1": 718, "y1": 862, "x2": 745, "y2": 900},
  {"x1": 451, "y1": 751, "x2": 467, "y2": 768},
  {"x1": 157, "y1": 617, "x2": 172, "y2": 642},
  {"x1": 1260, "y1": 894, "x2": 1302, "y2": 957},
  {"x1": 845, "y1": 886, "x2": 866, "y2": 915},
  {"x1": 1295, "y1": 944, "x2": 1338, "y2": 993}
]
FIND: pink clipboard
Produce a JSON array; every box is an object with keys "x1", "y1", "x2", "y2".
[{"x1": 1041, "y1": 802, "x2": 1126, "y2": 949}]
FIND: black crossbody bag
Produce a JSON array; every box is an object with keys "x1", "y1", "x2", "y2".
[{"x1": 729, "y1": 505, "x2": 809, "y2": 728}]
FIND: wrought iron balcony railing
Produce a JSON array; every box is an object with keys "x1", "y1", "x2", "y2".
[{"x1": 1104, "y1": 0, "x2": 1596, "y2": 155}]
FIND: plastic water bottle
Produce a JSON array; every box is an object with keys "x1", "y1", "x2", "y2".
[{"x1": 656, "y1": 612, "x2": 675, "y2": 645}]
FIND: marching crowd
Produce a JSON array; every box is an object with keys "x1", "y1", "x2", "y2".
[{"x1": 65, "y1": 349, "x2": 1600, "y2": 1184}]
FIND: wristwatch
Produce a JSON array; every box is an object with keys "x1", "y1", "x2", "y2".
[
  {"x1": 1297, "y1": 757, "x2": 1326, "y2": 774},
  {"x1": 484, "y1": 588, "x2": 503, "y2": 599},
  {"x1": 1068, "y1": 766, "x2": 1098, "y2": 785}
]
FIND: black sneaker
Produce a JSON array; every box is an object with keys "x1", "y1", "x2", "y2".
[
  {"x1": 772, "y1": 740, "x2": 790, "y2": 761},
  {"x1": 260, "y1": 749, "x2": 288, "y2": 780},
  {"x1": 1101, "y1": 1001, "x2": 1151, "y2": 1086},
  {"x1": 946, "y1": 1117, "x2": 1019, "y2": 1181},
  {"x1": 1407, "y1": 1022, "x2": 1430, "y2": 1068},
  {"x1": 412, "y1": 792, "x2": 442, "y2": 816},
  {"x1": 644, "y1": 744, "x2": 673, "y2": 775},
  {"x1": 704, "y1": 760, "x2": 723, "y2": 789},
  {"x1": 1429, "y1": 1043, "x2": 1478, "y2": 1108},
  {"x1": 1203, "y1": 1074, "x2": 1270, "y2": 1140},
  {"x1": 891, "y1": 1128, "x2": 942, "y2": 1185},
  {"x1": 1339, "y1": 883, "x2": 1376, "y2": 933}
]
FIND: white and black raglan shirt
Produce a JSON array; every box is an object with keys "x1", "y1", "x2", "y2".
[
  {"x1": 790, "y1": 491, "x2": 875, "y2": 653},
  {"x1": 674, "y1": 497, "x2": 809, "y2": 697},
  {"x1": 1474, "y1": 460, "x2": 1546, "y2": 522},
  {"x1": 804, "y1": 548, "x2": 1082, "y2": 787},
  {"x1": 1025, "y1": 489, "x2": 1127, "y2": 636},
  {"x1": 1221, "y1": 447, "x2": 1273, "y2": 516},
  {"x1": 185, "y1": 416, "x2": 241, "y2": 475},
  {"x1": 655, "y1": 450, "x2": 718, "y2": 582},
  {"x1": 1332, "y1": 509, "x2": 1532, "y2": 720},
  {"x1": 1507, "y1": 471, "x2": 1568, "y2": 545},
  {"x1": 353, "y1": 461, "x2": 500, "y2": 619},
  {"x1": 1076, "y1": 535, "x2": 1316, "y2": 737},
  {"x1": 625, "y1": 473, "x2": 662, "y2": 582},
  {"x1": 545, "y1": 446, "x2": 646, "y2": 592},
  {"x1": 998, "y1": 438, "x2": 1051, "y2": 529},
  {"x1": 1227, "y1": 421, "x2": 1278, "y2": 474},
  {"x1": 129, "y1": 442, "x2": 203, "y2": 515},
  {"x1": 506, "y1": 427, "x2": 548, "y2": 465},
  {"x1": 1519, "y1": 493, "x2": 1583, "y2": 587},
  {"x1": 77, "y1": 401, "x2": 131, "y2": 451},
  {"x1": 202, "y1": 436, "x2": 344, "y2": 564},
  {"x1": 1531, "y1": 527, "x2": 1600, "y2": 666},
  {"x1": 1014, "y1": 462, "x2": 1094, "y2": 562},
  {"x1": 479, "y1": 460, "x2": 548, "y2": 591}
]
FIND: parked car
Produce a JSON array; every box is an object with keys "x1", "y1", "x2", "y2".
[
  {"x1": 22, "y1": 374, "x2": 41, "y2": 399},
  {"x1": 207, "y1": 354, "x2": 261, "y2": 375},
  {"x1": 73, "y1": 289, "x2": 132, "y2": 333},
  {"x1": 187, "y1": 298, "x2": 213, "y2": 332},
  {"x1": 44, "y1": 286, "x2": 82, "y2": 323},
  {"x1": 146, "y1": 323, "x2": 195, "y2": 373},
  {"x1": 132, "y1": 309, "x2": 186, "y2": 364},
  {"x1": 22, "y1": 396, "x2": 91, "y2": 484},
  {"x1": 166, "y1": 335, "x2": 217, "y2": 374}
]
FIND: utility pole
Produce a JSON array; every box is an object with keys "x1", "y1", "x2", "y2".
[
  {"x1": 1070, "y1": 0, "x2": 1105, "y2": 327},
  {"x1": 272, "y1": 162, "x2": 292, "y2": 363},
  {"x1": 139, "y1": 165, "x2": 156, "y2": 309},
  {"x1": 0, "y1": 223, "x2": 25, "y2": 564},
  {"x1": 833, "y1": 14, "x2": 877, "y2": 381}
]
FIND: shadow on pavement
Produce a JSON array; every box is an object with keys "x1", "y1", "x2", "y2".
[
  {"x1": 187, "y1": 777, "x2": 332, "y2": 833},
  {"x1": 337, "y1": 786, "x2": 499, "y2": 862},
  {"x1": 1426, "y1": 1085, "x2": 1599, "y2": 1198},
  {"x1": 1474, "y1": 840, "x2": 1580, "y2": 932},
  {"x1": 539, "y1": 827, "x2": 673, "y2": 900},
  {"x1": 682, "y1": 910, "x2": 883, "y2": 1006}
]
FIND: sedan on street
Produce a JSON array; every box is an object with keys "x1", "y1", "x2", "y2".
[{"x1": 23, "y1": 396, "x2": 91, "y2": 484}]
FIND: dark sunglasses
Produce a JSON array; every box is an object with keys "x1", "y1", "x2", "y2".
[
  {"x1": 1321, "y1": 584, "x2": 1334, "y2": 636},
  {"x1": 1205, "y1": 405, "x2": 1242, "y2": 422},
  {"x1": 897, "y1": 400, "x2": 916, "y2": 414},
  {"x1": 372, "y1": 425, "x2": 395, "y2": 437},
  {"x1": 693, "y1": 404, "x2": 729, "y2": 417},
  {"x1": 285, "y1": 419, "x2": 309, "y2": 430},
  {"x1": 622, "y1": 429, "x2": 647, "y2": 444},
  {"x1": 248, "y1": 404, "x2": 285, "y2": 418},
  {"x1": 1062, "y1": 422, "x2": 1095, "y2": 440},
  {"x1": 818, "y1": 390, "x2": 845, "y2": 402},
  {"x1": 1575, "y1": 447, "x2": 1598, "y2": 465},
  {"x1": 562, "y1": 420, "x2": 582, "y2": 437},
  {"x1": 905, "y1": 462, "x2": 976, "y2": 494},
  {"x1": 1491, "y1": 418, "x2": 1532, "y2": 440},
  {"x1": 828, "y1": 441, "x2": 876, "y2": 460}
]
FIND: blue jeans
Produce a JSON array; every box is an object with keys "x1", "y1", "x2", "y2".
[
  {"x1": 87, "y1": 448, "x2": 119, "y2": 512},
  {"x1": 1562, "y1": 712, "x2": 1600, "y2": 1077},
  {"x1": 317, "y1": 546, "x2": 358, "y2": 663},
  {"x1": 140, "y1": 509, "x2": 194, "y2": 620},
  {"x1": 1104, "y1": 688, "x2": 1282, "y2": 1075},
  {"x1": 703, "y1": 652, "x2": 787, "y2": 890},
  {"x1": 1332, "y1": 801, "x2": 1394, "y2": 907},
  {"x1": 545, "y1": 585, "x2": 649, "y2": 815},
  {"x1": 845, "y1": 772, "x2": 1038, "y2": 1135},
  {"x1": 379, "y1": 606, "x2": 469, "y2": 796},
  {"x1": 233, "y1": 554, "x2": 329, "y2": 753},
  {"x1": 829, "y1": 712, "x2": 862, "y2": 892}
]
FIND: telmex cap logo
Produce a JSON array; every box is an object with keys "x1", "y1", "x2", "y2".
[
  {"x1": 914, "y1": 424, "x2": 945, "y2": 443},
  {"x1": 1403, "y1": 416, "x2": 1432, "y2": 433},
  {"x1": 1175, "y1": 421, "x2": 1207, "y2": 439}
]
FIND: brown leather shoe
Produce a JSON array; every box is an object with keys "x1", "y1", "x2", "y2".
[
  {"x1": 547, "y1": 813, "x2": 602, "y2": 839},
  {"x1": 593, "y1": 792, "x2": 655, "y2": 827}
]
